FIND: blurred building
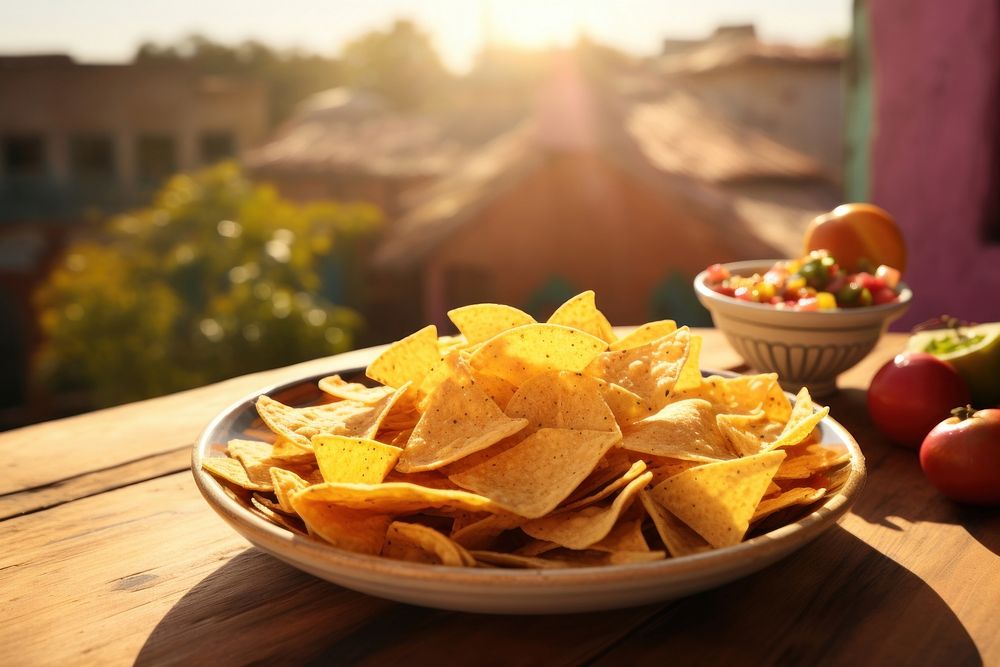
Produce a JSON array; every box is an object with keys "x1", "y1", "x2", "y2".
[
  {"x1": 245, "y1": 87, "x2": 523, "y2": 218},
  {"x1": 657, "y1": 25, "x2": 844, "y2": 178},
  {"x1": 244, "y1": 88, "x2": 457, "y2": 218},
  {"x1": 0, "y1": 55, "x2": 267, "y2": 219},
  {"x1": 0, "y1": 54, "x2": 267, "y2": 419},
  {"x1": 371, "y1": 52, "x2": 838, "y2": 337}
]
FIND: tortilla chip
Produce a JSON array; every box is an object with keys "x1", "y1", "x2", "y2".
[
  {"x1": 752, "y1": 487, "x2": 827, "y2": 523},
  {"x1": 414, "y1": 349, "x2": 466, "y2": 408},
  {"x1": 562, "y1": 449, "x2": 635, "y2": 506},
  {"x1": 250, "y1": 495, "x2": 306, "y2": 534},
  {"x1": 256, "y1": 385, "x2": 407, "y2": 448},
  {"x1": 547, "y1": 549, "x2": 666, "y2": 566},
  {"x1": 250, "y1": 492, "x2": 287, "y2": 515},
  {"x1": 647, "y1": 450, "x2": 785, "y2": 548},
  {"x1": 469, "y1": 323, "x2": 608, "y2": 387},
  {"x1": 515, "y1": 539, "x2": 561, "y2": 557},
  {"x1": 610, "y1": 320, "x2": 677, "y2": 351},
  {"x1": 716, "y1": 411, "x2": 780, "y2": 456},
  {"x1": 271, "y1": 435, "x2": 314, "y2": 458},
  {"x1": 547, "y1": 290, "x2": 616, "y2": 343},
  {"x1": 291, "y1": 481, "x2": 501, "y2": 514},
  {"x1": 290, "y1": 495, "x2": 390, "y2": 555},
  {"x1": 380, "y1": 404, "x2": 421, "y2": 433},
  {"x1": 383, "y1": 468, "x2": 460, "y2": 490},
  {"x1": 225, "y1": 438, "x2": 274, "y2": 464},
  {"x1": 621, "y1": 399, "x2": 735, "y2": 462},
  {"x1": 450, "y1": 512, "x2": 525, "y2": 549},
  {"x1": 449, "y1": 510, "x2": 490, "y2": 534},
  {"x1": 318, "y1": 375, "x2": 395, "y2": 404},
  {"x1": 646, "y1": 457, "x2": 703, "y2": 486},
  {"x1": 561, "y1": 460, "x2": 648, "y2": 511},
  {"x1": 584, "y1": 327, "x2": 690, "y2": 409},
  {"x1": 366, "y1": 324, "x2": 440, "y2": 395},
  {"x1": 437, "y1": 334, "x2": 467, "y2": 356},
  {"x1": 521, "y1": 471, "x2": 653, "y2": 549},
  {"x1": 471, "y1": 551, "x2": 571, "y2": 569},
  {"x1": 817, "y1": 466, "x2": 852, "y2": 494},
  {"x1": 202, "y1": 457, "x2": 271, "y2": 492},
  {"x1": 674, "y1": 334, "x2": 703, "y2": 393},
  {"x1": 397, "y1": 372, "x2": 529, "y2": 473},
  {"x1": 270, "y1": 467, "x2": 310, "y2": 513},
  {"x1": 764, "y1": 388, "x2": 829, "y2": 451},
  {"x1": 774, "y1": 444, "x2": 850, "y2": 480},
  {"x1": 676, "y1": 373, "x2": 791, "y2": 423},
  {"x1": 448, "y1": 303, "x2": 536, "y2": 345},
  {"x1": 312, "y1": 435, "x2": 402, "y2": 484},
  {"x1": 447, "y1": 427, "x2": 621, "y2": 519},
  {"x1": 505, "y1": 371, "x2": 619, "y2": 436},
  {"x1": 593, "y1": 379, "x2": 649, "y2": 426},
  {"x1": 639, "y1": 490, "x2": 711, "y2": 557},
  {"x1": 382, "y1": 521, "x2": 475, "y2": 566},
  {"x1": 589, "y1": 510, "x2": 649, "y2": 553},
  {"x1": 469, "y1": 370, "x2": 518, "y2": 411},
  {"x1": 226, "y1": 439, "x2": 321, "y2": 489}
]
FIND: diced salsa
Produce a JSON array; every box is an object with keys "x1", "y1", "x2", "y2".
[{"x1": 704, "y1": 250, "x2": 902, "y2": 311}]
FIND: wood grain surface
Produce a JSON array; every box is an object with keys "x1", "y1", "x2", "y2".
[{"x1": 2, "y1": 330, "x2": 997, "y2": 666}]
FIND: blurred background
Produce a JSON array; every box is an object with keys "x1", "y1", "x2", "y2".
[{"x1": 0, "y1": 0, "x2": 997, "y2": 428}]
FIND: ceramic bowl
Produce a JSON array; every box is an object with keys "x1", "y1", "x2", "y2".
[
  {"x1": 694, "y1": 260, "x2": 912, "y2": 397},
  {"x1": 192, "y1": 367, "x2": 866, "y2": 615}
]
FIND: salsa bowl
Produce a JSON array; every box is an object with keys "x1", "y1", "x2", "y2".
[{"x1": 694, "y1": 260, "x2": 912, "y2": 397}]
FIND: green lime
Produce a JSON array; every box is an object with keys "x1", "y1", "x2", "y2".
[{"x1": 908, "y1": 322, "x2": 1000, "y2": 407}]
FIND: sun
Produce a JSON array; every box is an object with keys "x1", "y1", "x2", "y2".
[{"x1": 487, "y1": 0, "x2": 592, "y2": 48}]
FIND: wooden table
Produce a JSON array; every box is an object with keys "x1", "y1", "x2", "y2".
[{"x1": 3, "y1": 329, "x2": 997, "y2": 666}]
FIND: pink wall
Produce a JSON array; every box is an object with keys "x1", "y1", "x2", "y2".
[{"x1": 868, "y1": 0, "x2": 1000, "y2": 327}]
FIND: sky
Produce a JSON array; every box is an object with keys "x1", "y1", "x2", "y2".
[{"x1": 0, "y1": 0, "x2": 850, "y2": 72}]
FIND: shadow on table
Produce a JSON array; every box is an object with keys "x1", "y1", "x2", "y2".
[
  {"x1": 588, "y1": 525, "x2": 983, "y2": 666},
  {"x1": 136, "y1": 525, "x2": 981, "y2": 666},
  {"x1": 134, "y1": 549, "x2": 394, "y2": 666},
  {"x1": 829, "y1": 388, "x2": 1000, "y2": 558},
  {"x1": 134, "y1": 547, "x2": 662, "y2": 666}
]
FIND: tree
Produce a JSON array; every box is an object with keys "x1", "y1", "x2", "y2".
[
  {"x1": 340, "y1": 19, "x2": 454, "y2": 110},
  {"x1": 135, "y1": 35, "x2": 343, "y2": 125},
  {"x1": 33, "y1": 162, "x2": 381, "y2": 407}
]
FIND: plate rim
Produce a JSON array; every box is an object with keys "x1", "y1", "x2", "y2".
[{"x1": 192, "y1": 365, "x2": 866, "y2": 586}]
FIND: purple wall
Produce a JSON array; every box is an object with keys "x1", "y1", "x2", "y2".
[{"x1": 868, "y1": 0, "x2": 1000, "y2": 327}]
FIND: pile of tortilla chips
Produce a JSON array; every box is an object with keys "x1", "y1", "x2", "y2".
[{"x1": 203, "y1": 291, "x2": 851, "y2": 568}]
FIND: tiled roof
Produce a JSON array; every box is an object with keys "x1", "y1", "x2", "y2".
[
  {"x1": 659, "y1": 36, "x2": 843, "y2": 76},
  {"x1": 372, "y1": 58, "x2": 820, "y2": 271},
  {"x1": 626, "y1": 91, "x2": 828, "y2": 183},
  {"x1": 245, "y1": 89, "x2": 464, "y2": 177}
]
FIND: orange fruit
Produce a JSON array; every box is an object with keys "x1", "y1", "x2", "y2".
[{"x1": 804, "y1": 203, "x2": 907, "y2": 274}]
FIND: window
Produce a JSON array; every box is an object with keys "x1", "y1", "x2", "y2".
[
  {"x1": 136, "y1": 135, "x2": 176, "y2": 186},
  {"x1": 200, "y1": 132, "x2": 235, "y2": 164},
  {"x1": 70, "y1": 134, "x2": 115, "y2": 181},
  {"x1": 2, "y1": 134, "x2": 46, "y2": 177}
]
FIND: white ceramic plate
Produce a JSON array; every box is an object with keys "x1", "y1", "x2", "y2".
[{"x1": 192, "y1": 367, "x2": 866, "y2": 614}]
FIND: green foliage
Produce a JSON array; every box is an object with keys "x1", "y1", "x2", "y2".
[
  {"x1": 650, "y1": 272, "x2": 713, "y2": 327},
  {"x1": 135, "y1": 21, "x2": 456, "y2": 121},
  {"x1": 33, "y1": 162, "x2": 381, "y2": 407},
  {"x1": 340, "y1": 19, "x2": 454, "y2": 110}
]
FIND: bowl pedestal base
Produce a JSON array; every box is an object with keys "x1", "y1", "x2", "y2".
[{"x1": 778, "y1": 377, "x2": 838, "y2": 398}]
